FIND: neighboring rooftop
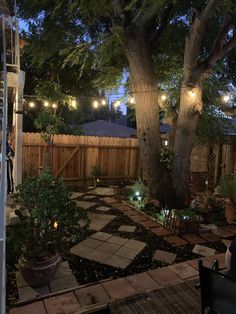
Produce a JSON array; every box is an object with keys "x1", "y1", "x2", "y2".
[
  {"x1": 222, "y1": 117, "x2": 236, "y2": 136},
  {"x1": 80, "y1": 119, "x2": 171, "y2": 138}
]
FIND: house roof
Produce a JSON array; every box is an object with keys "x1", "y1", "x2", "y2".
[
  {"x1": 80, "y1": 120, "x2": 137, "y2": 138},
  {"x1": 222, "y1": 118, "x2": 236, "y2": 136},
  {"x1": 80, "y1": 120, "x2": 171, "y2": 138}
]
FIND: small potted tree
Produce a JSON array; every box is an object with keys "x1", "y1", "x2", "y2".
[{"x1": 7, "y1": 170, "x2": 89, "y2": 287}]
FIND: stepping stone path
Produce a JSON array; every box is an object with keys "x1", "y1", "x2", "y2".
[
  {"x1": 118, "y1": 225, "x2": 136, "y2": 233},
  {"x1": 15, "y1": 262, "x2": 78, "y2": 302},
  {"x1": 96, "y1": 206, "x2": 110, "y2": 212},
  {"x1": 70, "y1": 232, "x2": 146, "y2": 269},
  {"x1": 102, "y1": 197, "x2": 119, "y2": 204},
  {"x1": 88, "y1": 187, "x2": 115, "y2": 196},
  {"x1": 153, "y1": 250, "x2": 176, "y2": 264},
  {"x1": 75, "y1": 200, "x2": 97, "y2": 210},
  {"x1": 88, "y1": 213, "x2": 117, "y2": 231},
  {"x1": 192, "y1": 244, "x2": 216, "y2": 257},
  {"x1": 70, "y1": 192, "x2": 84, "y2": 200},
  {"x1": 83, "y1": 195, "x2": 96, "y2": 200}
]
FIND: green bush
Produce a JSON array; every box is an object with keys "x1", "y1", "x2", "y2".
[
  {"x1": 218, "y1": 175, "x2": 236, "y2": 203},
  {"x1": 7, "y1": 170, "x2": 89, "y2": 265}
]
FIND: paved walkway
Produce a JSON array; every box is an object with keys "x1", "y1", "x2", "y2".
[{"x1": 9, "y1": 187, "x2": 233, "y2": 313}]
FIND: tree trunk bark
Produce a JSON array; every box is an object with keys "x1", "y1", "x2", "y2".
[
  {"x1": 172, "y1": 85, "x2": 203, "y2": 206},
  {"x1": 123, "y1": 32, "x2": 172, "y2": 205}
]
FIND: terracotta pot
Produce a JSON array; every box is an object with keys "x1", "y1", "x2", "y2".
[
  {"x1": 224, "y1": 199, "x2": 236, "y2": 224},
  {"x1": 19, "y1": 253, "x2": 61, "y2": 287}
]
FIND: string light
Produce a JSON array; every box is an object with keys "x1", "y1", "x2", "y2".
[
  {"x1": 29, "y1": 102, "x2": 35, "y2": 108},
  {"x1": 129, "y1": 97, "x2": 135, "y2": 104},
  {"x1": 44, "y1": 101, "x2": 49, "y2": 107},
  {"x1": 101, "y1": 99, "x2": 106, "y2": 105},
  {"x1": 114, "y1": 100, "x2": 120, "y2": 108},
  {"x1": 71, "y1": 99, "x2": 77, "y2": 108},
  {"x1": 52, "y1": 103, "x2": 57, "y2": 109},
  {"x1": 93, "y1": 100, "x2": 99, "y2": 108},
  {"x1": 223, "y1": 95, "x2": 229, "y2": 103},
  {"x1": 189, "y1": 90, "x2": 195, "y2": 98},
  {"x1": 161, "y1": 95, "x2": 167, "y2": 101},
  {"x1": 53, "y1": 221, "x2": 58, "y2": 229}
]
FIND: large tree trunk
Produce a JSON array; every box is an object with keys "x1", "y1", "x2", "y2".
[
  {"x1": 172, "y1": 84, "x2": 203, "y2": 206},
  {"x1": 123, "y1": 31, "x2": 172, "y2": 205}
]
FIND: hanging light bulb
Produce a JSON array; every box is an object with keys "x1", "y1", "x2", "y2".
[
  {"x1": 222, "y1": 95, "x2": 230, "y2": 103},
  {"x1": 52, "y1": 103, "x2": 57, "y2": 109},
  {"x1": 129, "y1": 97, "x2": 135, "y2": 104},
  {"x1": 44, "y1": 101, "x2": 49, "y2": 107},
  {"x1": 161, "y1": 94, "x2": 167, "y2": 101},
  {"x1": 114, "y1": 100, "x2": 120, "y2": 108},
  {"x1": 29, "y1": 102, "x2": 35, "y2": 108},
  {"x1": 189, "y1": 90, "x2": 195, "y2": 98},
  {"x1": 101, "y1": 99, "x2": 106, "y2": 105},
  {"x1": 93, "y1": 100, "x2": 99, "y2": 108}
]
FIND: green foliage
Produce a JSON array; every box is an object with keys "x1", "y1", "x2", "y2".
[
  {"x1": 34, "y1": 110, "x2": 65, "y2": 142},
  {"x1": 219, "y1": 175, "x2": 236, "y2": 203},
  {"x1": 160, "y1": 147, "x2": 173, "y2": 171},
  {"x1": 7, "y1": 170, "x2": 89, "y2": 265}
]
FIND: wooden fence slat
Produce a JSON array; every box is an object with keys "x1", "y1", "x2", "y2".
[{"x1": 55, "y1": 147, "x2": 80, "y2": 177}]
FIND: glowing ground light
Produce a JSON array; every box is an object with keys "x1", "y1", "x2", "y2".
[{"x1": 53, "y1": 221, "x2": 58, "y2": 229}]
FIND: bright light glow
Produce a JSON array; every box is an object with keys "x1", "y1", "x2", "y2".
[
  {"x1": 101, "y1": 99, "x2": 106, "y2": 105},
  {"x1": 189, "y1": 90, "x2": 195, "y2": 98},
  {"x1": 53, "y1": 221, "x2": 58, "y2": 229},
  {"x1": 161, "y1": 94, "x2": 167, "y2": 101},
  {"x1": 44, "y1": 101, "x2": 49, "y2": 107},
  {"x1": 29, "y1": 102, "x2": 35, "y2": 108},
  {"x1": 71, "y1": 99, "x2": 77, "y2": 109},
  {"x1": 114, "y1": 100, "x2": 120, "y2": 108},
  {"x1": 52, "y1": 103, "x2": 57, "y2": 109},
  {"x1": 223, "y1": 95, "x2": 230, "y2": 103},
  {"x1": 137, "y1": 196, "x2": 142, "y2": 201},
  {"x1": 135, "y1": 191, "x2": 140, "y2": 196},
  {"x1": 129, "y1": 97, "x2": 135, "y2": 104},
  {"x1": 164, "y1": 140, "x2": 168, "y2": 146},
  {"x1": 93, "y1": 100, "x2": 99, "y2": 108}
]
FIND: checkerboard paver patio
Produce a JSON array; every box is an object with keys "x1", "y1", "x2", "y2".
[{"x1": 70, "y1": 232, "x2": 146, "y2": 269}]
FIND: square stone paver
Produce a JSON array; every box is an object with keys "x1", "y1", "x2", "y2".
[
  {"x1": 151, "y1": 227, "x2": 172, "y2": 236},
  {"x1": 105, "y1": 255, "x2": 132, "y2": 269},
  {"x1": 102, "y1": 278, "x2": 136, "y2": 299},
  {"x1": 44, "y1": 292, "x2": 80, "y2": 314},
  {"x1": 75, "y1": 283, "x2": 110, "y2": 307},
  {"x1": 148, "y1": 267, "x2": 183, "y2": 286},
  {"x1": 88, "y1": 213, "x2": 117, "y2": 231},
  {"x1": 97, "y1": 242, "x2": 120, "y2": 254},
  {"x1": 70, "y1": 244, "x2": 94, "y2": 258},
  {"x1": 87, "y1": 250, "x2": 113, "y2": 264},
  {"x1": 107, "y1": 236, "x2": 129, "y2": 246},
  {"x1": 76, "y1": 200, "x2": 97, "y2": 210},
  {"x1": 164, "y1": 235, "x2": 188, "y2": 246},
  {"x1": 90, "y1": 232, "x2": 113, "y2": 241},
  {"x1": 83, "y1": 195, "x2": 96, "y2": 200},
  {"x1": 15, "y1": 271, "x2": 28, "y2": 288},
  {"x1": 9, "y1": 301, "x2": 47, "y2": 314},
  {"x1": 192, "y1": 244, "x2": 216, "y2": 257},
  {"x1": 96, "y1": 206, "x2": 110, "y2": 212},
  {"x1": 205, "y1": 253, "x2": 226, "y2": 269},
  {"x1": 71, "y1": 192, "x2": 84, "y2": 200},
  {"x1": 199, "y1": 232, "x2": 220, "y2": 242},
  {"x1": 182, "y1": 234, "x2": 206, "y2": 244},
  {"x1": 123, "y1": 239, "x2": 146, "y2": 251},
  {"x1": 79, "y1": 238, "x2": 104, "y2": 249},
  {"x1": 131, "y1": 215, "x2": 149, "y2": 223},
  {"x1": 186, "y1": 258, "x2": 212, "y2": 270},
  {"x1": 88, "y1": 187, "x2": 115, "y2": 196},
  {"x1": 89, "y1": 222, "x2": 109, "y2": 231},
  {"x1": 126, "y1": 272, "x2": 160, "y2": 292},
  {"x1": 49, "y1": 274, "x2": 78, "y2": 293},
  {"x1": 118, "y1": 225, "x2": 136, "y2": 233},
  {"x1": 169, "y1": 262, "x2": 198, "y2": 279},
  {"x1": 102, "y1": 197, "x2": 119, "y2": 204},
  {"x1": 18, "y1": 285, "x2": 50, "y2": 302},
  {"x1": 53, "y1": 261, "x2": 72, "y2": 279},
  {"x1": 153, "y1": 250, "x2": 176, "y2": 264},
  {"x1": 115, "y1": 246, "x2": 140, "y2": 260}
]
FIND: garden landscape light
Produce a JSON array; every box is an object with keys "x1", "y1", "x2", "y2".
[
  {"x1": 53, "y1": 221, "x2": 58, "y2": 229},
  {"x1": 135, "y1": 191, "x2": 140, "y2": 196}
]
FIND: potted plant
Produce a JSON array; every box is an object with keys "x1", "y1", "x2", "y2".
[
  {"x1": 7, "y1": 169, "x2": 89, "y2": 287},
  {"x1": 218, "y1": 175, "x2": 236, "y2": 224}
]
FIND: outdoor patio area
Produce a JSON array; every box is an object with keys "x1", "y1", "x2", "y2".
[{"x1": 8, "y1": 186, "x2": 231, "y2": 314}]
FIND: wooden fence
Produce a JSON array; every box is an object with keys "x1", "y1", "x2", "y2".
[{"x1": 22, "y1": 133, "x2": 236, "y2": 186}]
